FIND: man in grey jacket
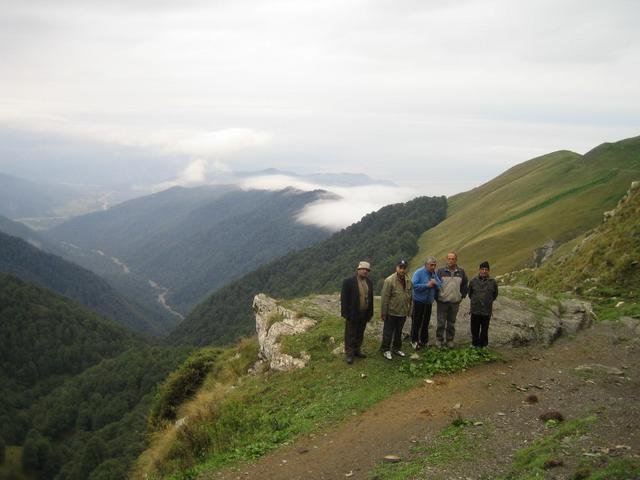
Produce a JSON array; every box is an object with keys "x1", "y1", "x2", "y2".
[{"x1": 436, "y1": 252, "x2": 468, "y2": 348}]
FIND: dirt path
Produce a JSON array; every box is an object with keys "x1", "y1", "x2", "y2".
[{"x1": 211, "y1": 320, "x2": 640, "y2": 480}]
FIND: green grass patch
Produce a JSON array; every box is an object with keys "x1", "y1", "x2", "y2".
[
  {"x1": 398, "y1": 346, "x2": 499, "y2": 378},
  {"x1": 370, "y1": 460, "x2": 423, "y2": 480},
  {"x1": 154, "y1": 299, "x2": 497, "y2": 479},
  {"x1": 584, "y1": 457, "x2": 640, "y2": 479},
  {"x1": 497, "y1": 415, "x2": 597, "y2": 480},
  {"x1": 369, "y1": 418, "x2": 481, "y2": 480}
]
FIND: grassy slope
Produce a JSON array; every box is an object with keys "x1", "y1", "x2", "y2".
[
  {"x1": 137, "y1": 297, "x2": 497, "y2": 479},
  {"x1": 530, "y1": 180, "x2": 640, "y2": 319},
  {"x1": 413, "y1": 136, "x2": 640, "y2": 274}
]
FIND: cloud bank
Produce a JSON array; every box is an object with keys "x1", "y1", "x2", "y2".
[{"x1": 240, "y1": 174, "x2": 416, "y2": 230}]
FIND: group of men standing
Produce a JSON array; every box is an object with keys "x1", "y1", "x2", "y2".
[{"x1": 340, "y1": 253, "x2": 498, "y2": 364}]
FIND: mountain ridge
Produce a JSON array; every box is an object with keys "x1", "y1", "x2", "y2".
[{"x1": 413, "y1": 136, "x2": 640, "y2": 274}]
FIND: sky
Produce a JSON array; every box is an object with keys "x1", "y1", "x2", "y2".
[{"x1": 1, "y1": 0, "x2": 640, "y2": 213}]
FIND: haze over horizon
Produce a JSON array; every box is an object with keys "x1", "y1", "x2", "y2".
[{"x1": 1, "y1": 0, "x2": 640, "y2": 222}]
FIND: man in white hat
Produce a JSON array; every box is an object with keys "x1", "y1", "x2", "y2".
[{"x1": 340, "y1": 261, "x2": 374, "y2": 364}]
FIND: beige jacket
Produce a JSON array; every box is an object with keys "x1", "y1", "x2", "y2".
[{"x1": 381, "y1": 272, "x2": 413, "y2": 317}]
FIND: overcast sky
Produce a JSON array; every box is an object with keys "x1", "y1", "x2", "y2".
[{"x1": 1, "y1": 0, "x2": 639, "y2": 197}]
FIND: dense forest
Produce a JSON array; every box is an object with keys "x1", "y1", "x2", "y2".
[
  {"x1": 46, "y1": 186, "x2": 331, "y2": 314},
  {"x1": 0, "y1": 274, "x2": 191, "y2": 479},
  {"x1": 169, "y1": 195, "x2": 447, "y2": 346},
  {"x1": 0, "y1": 232, "x2": 172, "y2": 336},
  {"x1": 0, "y1": 273, "x2": 139, "y2": 443}
]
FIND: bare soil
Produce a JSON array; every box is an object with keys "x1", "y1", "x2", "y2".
[{"x1": 210, "y1": 320, "x2": 640, "y2": 480}]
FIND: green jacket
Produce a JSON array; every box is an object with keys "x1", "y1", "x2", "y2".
[{"x1": 381, "y1": 272, "x2": 413, "y2": 317}]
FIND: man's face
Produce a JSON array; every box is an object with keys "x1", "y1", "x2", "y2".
[
  {"x1": 426, "y1": 262, "x2": 437, "y2": 273},
  {"x1": 357, "y1": 268, "x2": 369, "y2": 278},
  {"x1": 447, "y1": 254, "x2": 457, "y2": 268},
  {"x1": 479, "y1": 267, "x2": 489, "y2": 277},
  {"x1": 396, "y1": 265, "x2": 407, "y2": 276}
]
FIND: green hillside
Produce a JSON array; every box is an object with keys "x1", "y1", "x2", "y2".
[
  {"x1": 169, "y1": 195, "x2": 447, "y2": 346},
  {"x1": 47, "y1": 186, "x2": 330, "y2": 314},
  {"x1": 413, "y1": 136, "x2": 640, "y2": 274},
  {"x1": 0, "y1": 231, "x2": 172, "y2": 336},
  {"x1": 531, "y1": 181, "x2": 640, "y2": 319}
]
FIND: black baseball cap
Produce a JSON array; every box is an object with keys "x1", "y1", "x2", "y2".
[{"x1": 397, "y1": 259, "x2": 408, "y2": 268}]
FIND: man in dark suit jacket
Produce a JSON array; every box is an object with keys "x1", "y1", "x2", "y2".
[{"x1": 340, "y1": 261, "x2": 374, "y2": 364}]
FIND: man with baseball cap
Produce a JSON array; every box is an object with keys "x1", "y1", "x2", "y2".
[
  {"x1": 340, "y1": 261, "x2": 374, "y2": 364},
  {"x1": 380, "y1": 259, "x2": 413, "y2": 360}
]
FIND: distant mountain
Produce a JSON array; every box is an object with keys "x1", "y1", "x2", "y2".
[
  {"x1": 412, "y1": 135, "x2": 640, "y2": 274},
  {"x1": 0, "y1": 215, "x2": 58, "y2": 252},
  {"x1": 0, "y1": 172, "x2": 78, "y2": 220},
  {"x1": 169, "y1": 195, "x2": 447, "y2": 346},
  {"x1": 46, "y1": 185, "x2": 332, "y2": 315},
  {"x1": 0, "y1": 231, "x2": 174, "y2": 336}
]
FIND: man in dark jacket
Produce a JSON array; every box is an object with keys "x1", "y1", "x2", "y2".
[
  {"x1": 340, "y1": 261, "x2": 374, "y2": 364},
  {"x1": 468, "y1": 261, "x2": 499, "y2": 347},
  {"x1": 436, "y1": 252, "x2": 468, "y2": 348}
]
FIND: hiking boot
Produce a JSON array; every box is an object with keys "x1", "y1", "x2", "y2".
[
  {"x1": 382, "y1": 350, "x2": 393, "y2": 360},
  {"x1": 354, "y1": 351, "x2": 367, "y2": 358},
  {"x1": 393, "y1": 350, "x2": 406, "y2": 357},
  {"x1": 345, "y1": 355, "x2": 354, "y2": 364},
  {"x1": 446, "y1": 341, "x2": 455, "y2": 349},
  {"x1": 436, "y1": 340, "x2": 444, "y2": 348}
]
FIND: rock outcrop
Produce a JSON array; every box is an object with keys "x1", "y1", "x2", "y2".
[
  {"x1": 532, "y1": 239, "x2": 556, "y2": 267},
  {"x1": 458, "y1": 288, "x2": 595, "y2": 347},
  {"x1": 303, "y1": 288, "x2": 594, "y2": 350},
  {"x1": 252, "y1": 293, "x2": 316, "y2": 371}
]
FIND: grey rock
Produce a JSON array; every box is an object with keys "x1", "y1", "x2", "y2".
[{"x1": 253, "y1": 294, "x2": 316, "y2": 371}]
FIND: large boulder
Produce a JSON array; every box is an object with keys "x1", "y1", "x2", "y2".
[
  {"x1": 252, "y1": 294, "x2": 316, "y2": 371},
  {"x1": 451, "y1": 287, "x2": 595, "y2": 347}
]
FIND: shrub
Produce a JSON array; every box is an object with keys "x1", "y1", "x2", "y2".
[{"x1": 148, "y1": 348, "x2": 223, "y2": 428}]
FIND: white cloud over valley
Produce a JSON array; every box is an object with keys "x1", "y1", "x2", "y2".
[{"x1": 240, "y1": 174, "x2": 416, "y2": 230}]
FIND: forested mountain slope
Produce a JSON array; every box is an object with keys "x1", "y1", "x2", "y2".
[
  {"x1": 0, "y1": 273, "x2": 140, "y2": 444},
  {"x1": 0, "y1": 231, "x2": 171, "y2": 336},
  {"x1": 169, "y1": 195, "x2": 447, "y2": 346},
  {"x1": 46, "y1": 185, "x2": 331, "y2": 314}
]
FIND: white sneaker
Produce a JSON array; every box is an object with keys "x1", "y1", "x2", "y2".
[
  {"x1": 411, "y1": 342, "x2": 418, "y2": 350},
  {"x1": 394, "y1": 350, "x2": 406, "y2": 357},
  {"x1": 383, "y1": 350, "x2": 393, "y2": 360}
]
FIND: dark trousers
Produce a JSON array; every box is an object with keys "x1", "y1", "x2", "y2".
[
  {"x1": 436, "y1": 301, "x2": 460, "y2": 343},
  {"x1": 345, "y1": 311, "x2": 368, "y2": 356},
  {"x1": 380, "y1": 315, "x2": 406, "y2": 352},
  {"x1": 470, "y1": 313, "x2": 491, "y2": 347},
  {"x1": 411, "y1": 301, "x2": 432, "y2": 345}
]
